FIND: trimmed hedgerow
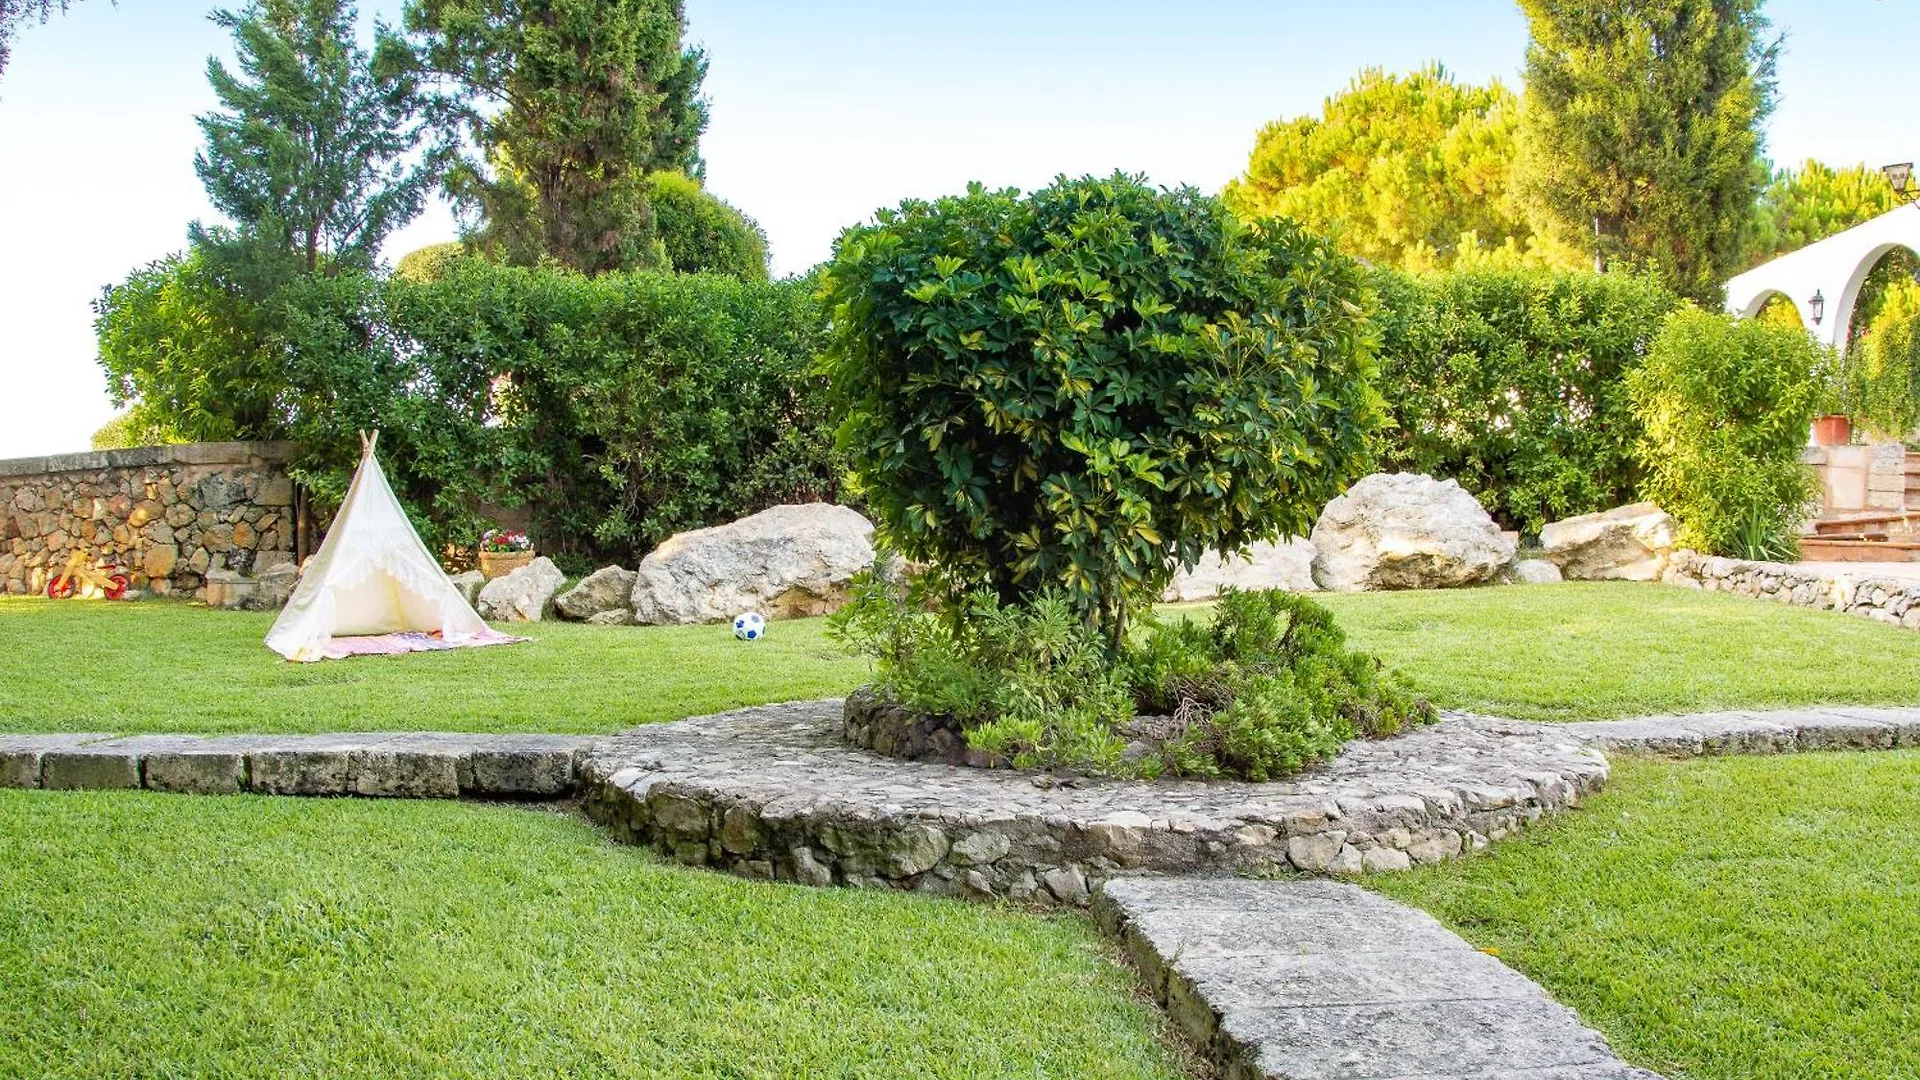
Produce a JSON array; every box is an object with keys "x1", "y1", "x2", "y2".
[
  {"x1": 272, "y1": 260, "x2": 840, "y2": 561},
  {"x1": 1369, "y1": 266, "x2": 1679, "y2": 534}
]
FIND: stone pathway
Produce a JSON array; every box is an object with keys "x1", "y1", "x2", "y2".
[
  {"x1": 1096, "y1": 877, "x2": 1663, "y2": 1080},
  {"x1": 0, "y1": 732, "x2": 591, "y2": 798},
  {"x1": 1561, "y1": 705, "x2": 1920, "y2": 756},
  {"x1": 8, "y1": 703, "x2": 1916, "y2": 1079}
]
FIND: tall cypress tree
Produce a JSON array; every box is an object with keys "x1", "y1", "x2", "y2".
[
  {"x1": 193, "y1": 0, "x2": 438, "y2": 275},
  {"x1": 1516, "y1": 0, "x2": 1778, "y2": 303},
  {"x1": 401, "y1": 0, "x2": 709, "y2": 275}
]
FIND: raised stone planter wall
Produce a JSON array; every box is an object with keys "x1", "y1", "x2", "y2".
[
  {"x1": 581, "y1": 701, "x2": 1611, "y2": 906},
  {"x1": 1665, "y1": 549, "x2": 1920, "y2": 628},
  {"x1": 0, "y1": 442, "x2": 296, "y2": 598}
]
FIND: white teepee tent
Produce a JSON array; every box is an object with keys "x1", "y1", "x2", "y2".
[{"x1": 266, "y1": 432, "x2": 493, "y2": 661}]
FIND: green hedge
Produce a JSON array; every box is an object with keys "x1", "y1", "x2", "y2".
[
  {"x1": 1370, "y1": 267, "x2": 1679, "y2": 534},
  {"x1": 1629, "y1": 307, "x2": 1818, "y2": 559},
  {"x1": 1854, "y1": 278, "x2": 1920, "y2": 441},
  {"x1": 276, "y1": 262, "x2": 839, "y2": 562}
]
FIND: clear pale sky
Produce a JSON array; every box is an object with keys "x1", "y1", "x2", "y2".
[{"x1": 1, "y1": 0, "x2": 1915, "y2": 458}]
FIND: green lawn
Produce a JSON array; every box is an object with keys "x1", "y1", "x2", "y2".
[
  {"x1": 1371, "y1": 751, "x2": 1920, "y2": 1080},
  {"x1": 6, "y1": 581, "x2": 1920, "y2": 734},
  {"x1": 0, "y1": 790, "x2": 1190, "y2": 1080},
  {"x1": 1315, "y1": 581, "x2": 1920, "y2": 721},
  {"x1": 0, "y1": 596, "x2": 871, "y2": 734}
]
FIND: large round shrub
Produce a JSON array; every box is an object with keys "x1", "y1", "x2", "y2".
[
  {"x1": 649, "y1": 171, "x2": 769, "y2": 280},
  {"x1": 820, "y1": 172, "x2": 1383, "y2": 638}
]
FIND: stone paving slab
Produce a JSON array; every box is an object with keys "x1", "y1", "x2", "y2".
[
  {"x1": 583, "y1": 700, "x2": 1612, "y2": 904},
  {"x1": 1095, "y1": 877, "x2": 1663, "y2": 1080},
  {"x1": 0, "y1": 732, "x2": 593, "y2": 798},
  {"x1": 1562, "y1": 706, "x2": 1920, "y2": 756}
]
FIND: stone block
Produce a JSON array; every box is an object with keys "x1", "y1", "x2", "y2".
[
  {"x1": 0, "y1": 750, "x2": 41, "y2": 788},
  {"x1": 460, "y1": 745, "x2": 578, "y2": 797},
  {"x1": 349, "y1": 748, "x2": 460, "y2": 798},
  {"x1": 248, "y1": 749, "x2": 352, "y2": 795},
  {"x1": 41, "y1": 750, "x2": 142, "y2": 790},
  {"x1": 1229, "y1": 996, "x2": 1621, "y2": 1080},
  {"x1": 145, "y1": 751, "x2": 247, "y2": 794}
]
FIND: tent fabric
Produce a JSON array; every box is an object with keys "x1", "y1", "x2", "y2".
[{"x1": 265, "y1": 434, "x2": 497, "y2": 662}]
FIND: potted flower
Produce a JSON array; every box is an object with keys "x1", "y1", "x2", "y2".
[
  {"x1": 477, "y1": 527, "x2": 534, "y2": 579},
  {"x1": 1811, "y1": 343, "x2": 1856, "y2": 447}
]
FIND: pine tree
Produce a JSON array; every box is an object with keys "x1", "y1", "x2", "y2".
[
  {"x1": 1515, "y1": 0, "x2": 1778, "y2": 304},
  {"x1": 0, "y1": 0, "x2": 82, "y2": 78},
  {"x1": 400, "y1": 0, "x2": 708, "y2": 274},
  {"x1": 1225, "y1": 65, "x2": 1582, "y2": 272},
  {"x1": 193, "y1": 0, "x2": 438, "y2": 275}
]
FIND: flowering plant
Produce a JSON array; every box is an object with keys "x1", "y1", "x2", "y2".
[{"x1": 479, "y1": 528, "x2": 532, "y2": 554}]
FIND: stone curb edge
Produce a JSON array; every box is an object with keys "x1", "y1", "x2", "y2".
[{"x1": 0, "y1": 732, "x2": 594, "y2": 799}]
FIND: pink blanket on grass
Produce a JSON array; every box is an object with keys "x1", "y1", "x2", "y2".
[{"x1": 310, "y1": 628, "x2": 529, "y2": 661}]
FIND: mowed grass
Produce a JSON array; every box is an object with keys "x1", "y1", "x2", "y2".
[
  {"x1": 0, "y1": 596, "x2": 871, "y2": 734},
  {"x1": 7, "y1": 580, "x2": 1920, "y2": 734},
  {"x1": 0, "y1": 790, "x2": 1191, "y2": 1080},
  {"x1": 1370, "y1": 751, "x2": 1920, "y2": 1080},
  {"x1": 1316, "y1": 581, "x2": 1920, "y2": 721}
]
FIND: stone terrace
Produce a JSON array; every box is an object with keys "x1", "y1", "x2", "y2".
[{"x1": 581, "y1": 699, "x2": 1610, "y2": 904}]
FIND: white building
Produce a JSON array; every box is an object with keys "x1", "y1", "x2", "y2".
[{"x1": 1724, "y1": 202, "x2": 1920, "y2": 348}]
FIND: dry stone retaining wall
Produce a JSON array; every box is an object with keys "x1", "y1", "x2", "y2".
[
  {"x1": 1665, "y1": 549, "x2": 1920, "y2": 628},
  {"x1": 581, "y1": 700, "x2": 1611, "y2": 906},
  {"x1": 0, "y1": 442, "x2": 295, "y2": 598}
]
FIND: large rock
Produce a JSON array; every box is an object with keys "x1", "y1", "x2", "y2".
[
  {"x1": 449, "y1": 569, "x2": 485, "y2": 608},
  {"x1": 629, "y1": 503, "x2": 875, "y2": 625},
  {"x1": 1510, "y1": 558, "x2": 1564, "y2": 585},
  {"x1": 1163, "y1": 539, "x2": 1319, "y2": 602},
  {"x1": 1539, "y1": 502, "x2": 1677, "y2": 581},
  {"x1": 554, "y1": 565, "x2": 637, "y2": 622},
  {"x1": 477, "y1": 556, "x2": 564, "y2": 622},
  {"x1": 1309, "y1": 473, "x2": 1515, "y2": 591}
]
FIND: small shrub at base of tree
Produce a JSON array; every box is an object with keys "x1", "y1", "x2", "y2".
[
  {"x1": 1629, "y1": 306, "x2": 1820, "y2": 561},
  {"x1": 829, "y1": 576, "x2": 1433, "y2": 782}
]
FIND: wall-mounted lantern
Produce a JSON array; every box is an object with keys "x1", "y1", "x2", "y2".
[
  {"x1": 1885, "y1": 162, "x2": 1915, "y2": 203},
  {"x1": 1810, "y1": 289, "x2": 1826, "y2": 326}
]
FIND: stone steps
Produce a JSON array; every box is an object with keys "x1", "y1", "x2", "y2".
[
  {"x1": 1096, "y1": 878, "x2": 1662, "y2": 1080},
  {"x1": 0, "y1": 732, "x2": 593, "y2": 798}
]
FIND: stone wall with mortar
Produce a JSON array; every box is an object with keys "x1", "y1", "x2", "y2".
[
  {"x1": 0, "y1": 442, "x2": 295, "y2": 598},
  {"x1": 1803, "y1": 441, "x2": 1909, "y2": 514},
  {"x1": 1666, "y1": 549, "x2": 1920, "y2": 628}
]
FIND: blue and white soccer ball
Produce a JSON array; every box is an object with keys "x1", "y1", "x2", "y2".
[{"x1": 732, "y1": 611, "x2": 767, "y2": 641}]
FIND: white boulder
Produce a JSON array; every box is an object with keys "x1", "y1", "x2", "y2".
[
  {"x1": 449, "y1": 569, "x2": 485, "y2": 608},
  {"x1": 477, "y1": 556, "x2": 565, "y2": 622},
  {"x1": 629, "y1": 503, "x2": 876, "y2": 625},
  {"x1": 554, "y1": 565, "x2": 637, "y2": 622},
  {"x1": 1163, "y1": 539, "x2": 1319, "y2": 601},
  {"x1": 1309, "y1": 473, "x2": 1515, "y2": 591},
  {"x1": 1539, "y1": 502, "x2": 1677, "y2": 581},
  {"x1": 1510, "y1": 558, "x2": 1564, "y2": 584}
]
